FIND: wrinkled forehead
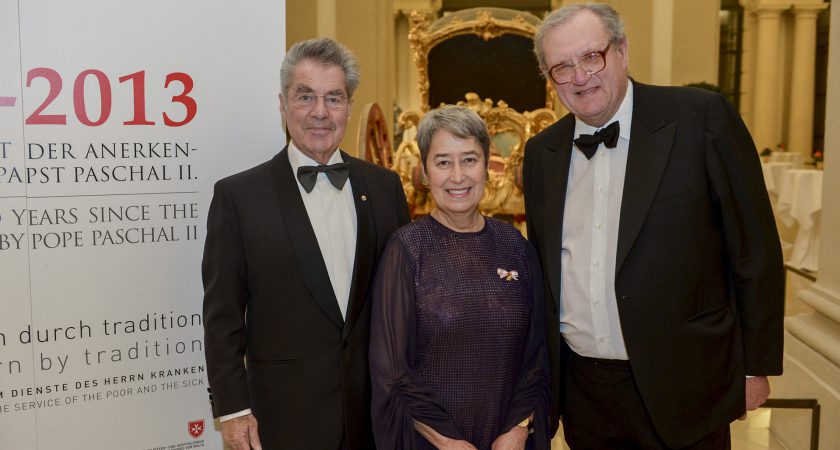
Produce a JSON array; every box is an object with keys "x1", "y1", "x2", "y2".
[
  {"x1": 543, "y1": 12, "x2": 612, "y2": 65},
  {"x1": 287, "y1": 60, "x2": 348, "y2": 96},
  {"x1": 290, "y1": 83, "x2": 347, "y2": 95}
]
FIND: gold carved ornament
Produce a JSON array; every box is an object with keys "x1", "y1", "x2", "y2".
[
  {"x1": 388, "y1": 94, "x2": 556, "y2": 221},
  {"x1": 408, "y1": 8, "x2": 555, "y2": 113},
  {"x1": 377, "y1": 8, "x2": 562, "y2": 224}
]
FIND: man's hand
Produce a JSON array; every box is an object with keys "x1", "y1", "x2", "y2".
[
  {"x1": 739, "y1": 376, "x2": 771, "y2": 420},
  {"x1": 491, "y1": 424, "x2": 528, "y2": 450},
  {"x1": 221, "y1": 414, "x2": 262, "y2": 450}
]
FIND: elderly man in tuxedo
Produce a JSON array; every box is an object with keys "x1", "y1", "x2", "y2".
[
  {"x1": 523, "y1": 3, "x2": 784, "y2": 449},
  {"x1": 202, "y1": 37, "x2": 409, "y2": 450}
]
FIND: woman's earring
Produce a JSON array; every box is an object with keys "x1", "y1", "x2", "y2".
[{"x1": 421, "y1": 174, "x2": 429, "y2": 186}]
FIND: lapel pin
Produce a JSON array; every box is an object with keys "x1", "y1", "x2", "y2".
[{"x1": 360, "y1": 195, "x2": 368, "y2": 202}]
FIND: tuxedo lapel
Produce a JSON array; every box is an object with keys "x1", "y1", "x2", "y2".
[
  {"x1": 270, "y1": 148, "x2": 344, "y2": 328},
  {"x1": 616, "y1": 82, "x2": 676, "y2": 273},
  {"x1": 342, "y1": 153, "x2": 376, "y2": 339},
  {"x1": 541, "y1": 115, "x2": 575, "y2": 301}
]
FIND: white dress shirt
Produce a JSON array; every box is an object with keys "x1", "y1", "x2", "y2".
[
  {"x1": 560, "y1": 80, "x2": 633, "y2": 360},
  {"x1": 287, "y1": 141, "x2": 358, "y2": 318},
  {"x1": 220, "y1": 142, "x2": 357, "y2": 422}
]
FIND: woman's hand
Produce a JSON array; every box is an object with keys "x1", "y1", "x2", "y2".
[
  {"x1": 490, "y1": 424, "x2": 528, "y2": 450},
  {"x1": 415, "y1": 420, "x2": 478, "y2": 450},
  {"x1": 443, "y1": 440, "x2": 481, "y2": 450}
]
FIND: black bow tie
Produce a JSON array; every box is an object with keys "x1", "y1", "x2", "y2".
[
  {"x1": 573, "y1": 121, "x2": 620, "y2": 159},
  {"x1": 296, "y1": 162, "x2": 350, "y2": 193}
]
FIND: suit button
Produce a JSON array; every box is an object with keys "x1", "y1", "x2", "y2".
[{"x1": 619, "y1": 295, "x2": 630, "y2": 300}]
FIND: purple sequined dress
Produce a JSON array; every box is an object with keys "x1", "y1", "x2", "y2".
[{"x1": 370, "y1": 215, "x2": 550, "y2": 450}]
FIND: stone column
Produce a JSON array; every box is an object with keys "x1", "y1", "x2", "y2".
[
  {"x1": 393, "y1": 0, "x2": 439, "y2": 114},
  {"x1": 751, "y1": 5, "x2": 789, "y2": 152},
  {"x1": 739, "y1": 3, "x2": 757, "y2": 130},
  {"x1": 316, "y1": 0, "x2": 337, "y2": 38},
  {"x1": 649, "y1": 0, "x2": 674, "y2": 86},
  {"x1": 335, "y1": 0, "x2": 396, "y2": 155},
  {"x1": 770, "y1": 3, "x2": 838, "y2": 449},
  {"x1": 670, "y1": 0, "x2": 719, "y2": 87},
  {"x1": 786, "y1": 4, "x2": 828, "y2": 157}
]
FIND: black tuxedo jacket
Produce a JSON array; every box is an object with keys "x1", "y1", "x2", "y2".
[
  {"x1": 523, "y1": 81, "x2": 784, "y2": 447},
  {"x1": 202, "y1": 147, "x2": 409, "y2": 449}
]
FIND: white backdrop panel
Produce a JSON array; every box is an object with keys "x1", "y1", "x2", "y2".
[{"x1": 0, "y1": 1, "x2": 285, "y2": 448}]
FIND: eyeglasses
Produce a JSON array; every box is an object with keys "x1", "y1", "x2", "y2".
[
  {"x1": 289, "y1": 93, "x2": 349, "y2": 110},
  {"x1": 545, "y1": 43, "x2": 612, "y2": 85}
]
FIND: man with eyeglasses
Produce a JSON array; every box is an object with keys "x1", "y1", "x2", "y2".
[
  {"x1": 523, "y1": 3, "x2": 783, "y2": 449},
  {"x1": 203, "y1": 37, "x2": 409, "y2": 450}
]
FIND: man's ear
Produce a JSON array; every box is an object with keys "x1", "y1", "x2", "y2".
[
  {"x1": 278, "y1": 94, "x2": 287, "y2": 124},
  {"x1": 617, "y1": 38, "x2": 629, "y2": 67}
]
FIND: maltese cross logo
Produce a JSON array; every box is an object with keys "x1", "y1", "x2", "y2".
[{"x1": 188, "y1": 419, "x2": 205, "y2": 438}]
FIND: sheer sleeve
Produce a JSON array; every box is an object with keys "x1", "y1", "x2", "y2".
[
  {"x1": 370, "y1": 234, "x2": 463, "y2": 449},
  {"x1": 500, "y1": 242, "x2": 552, "y2": 449}
]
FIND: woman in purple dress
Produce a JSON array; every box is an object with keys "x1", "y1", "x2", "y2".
[{"x1": 370, "y1": 105, "x2": 550, "y2": 450}]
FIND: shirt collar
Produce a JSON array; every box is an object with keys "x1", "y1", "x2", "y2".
[
  {"x1": 287, "y1": 140, "x2": 344, "y2": 173},
  {"x1": 574, "y1": 79, "x2": 633, "y2": 140}
]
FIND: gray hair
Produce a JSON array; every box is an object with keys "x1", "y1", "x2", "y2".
[
  {"x1": 417, "y1": 105, "x2": 490, "y2": 167},
  {"x1": 280, "y1": 37, "x2": 360, "y2": 98},
  {"x1": 534, "y1": 2, "x2": 626, "y2": 69}
]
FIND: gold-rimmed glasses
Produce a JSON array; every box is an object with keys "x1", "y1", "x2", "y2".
[{"x1": 545, "y1": 43, "x2": 612, "y2": 85}]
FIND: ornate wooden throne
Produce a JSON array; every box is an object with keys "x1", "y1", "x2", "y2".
[{"x1": 358, "y1": 7, "x2": 559, "y2": 225}]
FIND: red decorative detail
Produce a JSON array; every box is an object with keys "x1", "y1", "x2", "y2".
[
  {"x1": 119, "y1": 70, "x2": 155, "y2": 125},
  {"x1": 188, "y1": 419, "x2": 205, "y2": 438},
  {"x1": 25, "y1": 67, "x2": 67, "y2": 124},
  {"x1": 357, "y1": 102, "x2": 392, "y2": 167},
  {"x1": 163, "y1": 72, "x2": 197, "y2": 127},
  {"x1": 73, "y1": 69, "x2": 112, "y2": 126}
]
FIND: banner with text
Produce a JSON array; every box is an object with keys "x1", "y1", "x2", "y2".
[{"x1": 0, "y1": 1, "x2": 285, "y2": 448}]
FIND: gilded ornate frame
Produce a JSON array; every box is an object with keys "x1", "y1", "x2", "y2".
[{"x1": 407, "y1": 7, "x2": 556, "y2": 112}]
